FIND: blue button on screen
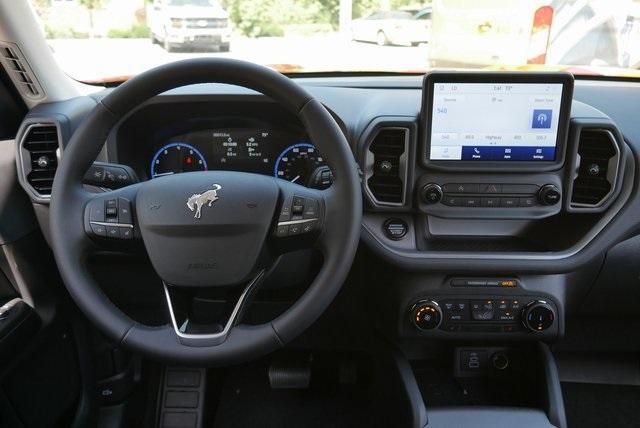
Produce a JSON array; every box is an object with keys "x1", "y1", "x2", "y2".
[
  {"x1": 460, "y1": 146, "x2": 555, "y2": 161},
  {"x1": 532, "y1": 109, "x2": 553, "y2": 129}
]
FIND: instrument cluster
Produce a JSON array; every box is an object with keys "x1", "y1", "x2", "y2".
[{"x1": 149, "y1": 128, "x2": 332, "y2": 189}]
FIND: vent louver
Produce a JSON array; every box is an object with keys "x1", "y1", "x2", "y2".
[
  {"x1": 366, "y1": 128, "x2": 407, "y2": 205},
  {"x1": 22, "y1": 124, "x2": 59, "y2": 196},
  {"x1": 571, "y1": 129, "x2": 619, "y2": 207},
  {"x1": 0, "y1": 42, "x2": 43, "y2": 99}
]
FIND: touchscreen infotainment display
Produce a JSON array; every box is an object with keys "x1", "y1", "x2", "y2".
[{"x1": 429, "y1": 82, "x2": 564, "y2": 162}]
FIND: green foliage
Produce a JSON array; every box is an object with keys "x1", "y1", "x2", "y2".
[
  {"x1": 78, "y1": 0, "x2": 105, "y2": 10},
  {"x1": 44, "y1": 25, "x2": 89, "y2": 39},
  {"x1": 107, "y1": 23, "x2": 151, "y2": 39},
  {"x1": 220, "y1": 0, "x2": 426, "y2": 36}
]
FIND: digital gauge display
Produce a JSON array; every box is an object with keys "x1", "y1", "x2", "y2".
[{"x1": 149, "y1": 128, "x2": 332, "y2": 189}]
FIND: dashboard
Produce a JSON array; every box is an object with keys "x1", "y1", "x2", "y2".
[{"x1": 14, "y1": 72, "x2": 640, "y2": 348}]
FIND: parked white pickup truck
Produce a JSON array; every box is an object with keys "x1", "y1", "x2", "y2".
[{"x1": 148, "y1": 0, "x2": 231, "y2": 52}]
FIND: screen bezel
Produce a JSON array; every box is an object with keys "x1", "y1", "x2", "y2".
[{"x1": 420, "y1": 71, "x2": 574, "y2": 172}]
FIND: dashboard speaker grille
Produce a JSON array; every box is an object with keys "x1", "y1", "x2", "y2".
[
  {"x1": 23, "y1": 124, "x2": 60, "y2": 196},
  {"x1": 366, "y1": 128, "x2": 407, "y2": 205},
  {"x1": 571, "y1": 129, "x2": 618, "y2": 207}
]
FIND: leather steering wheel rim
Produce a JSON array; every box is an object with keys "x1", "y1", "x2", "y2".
[{"x1": 49, "y1": 58, "x2": 362, "y2": 365}]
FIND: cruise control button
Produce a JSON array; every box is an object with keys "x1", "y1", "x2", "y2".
[
  {"x1": 301, "y1": 220, "x2": 317, "y2": 234},
  {"x1": 289, "y1": 223, "x2": 302, "y2": 235},
  {"x1": 106, "y1": 225, "x2": 120, "y2": 239},
  {"x1": 302, "y1": 199, "x2": 318, "y2": 219},
  {"x1": 118, "y1": 198, "x2": 133, "y2": 224},
  {"x1": 89, "y1": 201, "x2": 106, "y2": 222},
  {"x1": 275, "y1": 224, "x2": 289, "y2": 237},
  {"x1": 120, "y1": 227, "x2": 133, "y2": 240},
  {"x1": 91, "y1": 223, "x2": 107, "y2": 237}
]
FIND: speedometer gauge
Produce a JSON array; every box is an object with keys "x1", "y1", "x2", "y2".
[
  {"x1": 274, "y1": 142, "x2": 331, "y2": 189},
  {"x1": 150, "y1": 142, "x2": 207, "y2": 178}
]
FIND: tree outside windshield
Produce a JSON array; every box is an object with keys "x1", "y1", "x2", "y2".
[{"x1": 30, "y1": 0, "x2": 640, "y2": 83}]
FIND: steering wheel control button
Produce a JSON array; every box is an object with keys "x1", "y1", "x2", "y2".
[
  {"x1": 105, "y1": 199, "x2": 119, "y2": 222},
  {"x1": 302, "y1": 199, "x2": 319, "y2": 219},
  {"x1": 118, "y1": 198, "x2": 133, "y2": 224},
  {"x1": 538, "y1": 184, "x2": 561, "y2": 205},
  {"x1": 106, "y1": 225, "x2": 120, "y2": 239},
  {"x1": 412, "y1": 301, "x2": 442, "y2": 331},
  {"x1": 275, "y1": 224, "x2": 289, "y2": 237},
  {"x1": 383, "y1": 218, "x2": 408, "y2": 240},
  {"x1": 522, "y1": 301, "x2": 556, "y2": 332},
  {"x1": 90, "y1": 223, "x2": 107, "y2": 237},
  {"x1": 421, "y1": 183, "x2": 443, "y2": 204},
  {"x1": 120, "y1": 227, "x2": 133, "y2": 240},
  {"x1": 89, "y1": 200, "x2": 106, "y2": 222}
]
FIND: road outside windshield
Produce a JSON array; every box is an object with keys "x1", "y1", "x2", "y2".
[{"x1": 30, "y1": 0, "x2": 640, "y2": 83}]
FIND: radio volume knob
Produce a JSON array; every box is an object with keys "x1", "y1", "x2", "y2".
[
  {"x1": 412, "y1": 300, "x2": 442, "y2": 330},
  {"x1": 538, "y1": 184, "x2": 561, "y2": 206},
  {"x1": 522, "y1": 301, "x2": 555, "y2": 332},
  {"x1": 422, "y1": 183, "x2": 443, "y2": 205}
]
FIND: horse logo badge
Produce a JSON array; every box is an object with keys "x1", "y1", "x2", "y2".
[{"x1": 187, "y1": 184, "x2": 222, "y2": 219}]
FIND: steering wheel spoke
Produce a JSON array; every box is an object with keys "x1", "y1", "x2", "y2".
[
  {"x1": 164, "y1": 270, "x2": 266, "y2": 347},
  {"x1": 83, "y1": 184, "x2": 142, "y2": 248}
]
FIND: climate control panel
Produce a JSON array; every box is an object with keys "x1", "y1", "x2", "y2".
[{"x1": 409, "y1": 295, "x2": 559, "y2": 339}]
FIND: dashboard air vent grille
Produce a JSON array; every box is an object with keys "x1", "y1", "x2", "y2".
[
  {"x1": 571, "y1": 129, "x2": 618, "y2": 207},
  {"x1": 366, "y1": 128, "x2": 407, "y2": 205},
  {"x1": 23, "y1": 124, "x2": 59, "y2": 196},
  {"x1": 0, "y1": 42, "x2": 43, "y2": 99}
]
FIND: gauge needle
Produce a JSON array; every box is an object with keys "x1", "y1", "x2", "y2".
[
  {"x1": 154, "y1": 172, "x2": 175, "y2": 177},
  {"x1": 290, "y1": 175, "x2": 301, "y2": 183}
]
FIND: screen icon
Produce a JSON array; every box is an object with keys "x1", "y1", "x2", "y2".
[{"x1": 532, "y1": 109, "x2": 552, "y2": 129}]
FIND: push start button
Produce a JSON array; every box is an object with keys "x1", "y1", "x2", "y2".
[{"x1": 383, "y1": 218, "x2": 408, "y2": 240}]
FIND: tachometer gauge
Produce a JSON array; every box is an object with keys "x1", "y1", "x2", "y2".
[
  {"x1": 274, "y1": 142, "x2": 331, "y2": 189},
  {"x1": 150, "y1": 142, "x2": 207, "y2": 178}
]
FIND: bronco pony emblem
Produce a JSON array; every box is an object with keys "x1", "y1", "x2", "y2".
[{"x1": 186, "y1": 184, "x2": 222, "y2": 219}]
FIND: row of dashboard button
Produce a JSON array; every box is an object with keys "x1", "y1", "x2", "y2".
[
  {"x1": 441, "y1": 298, "x2": 523, "y2": 323},
  {"x1": 443, "y1": 183, "x2": 539, "y2": 194},
  {"x1": 442, "y1": 196, "x2": 537, "y2": 208}
]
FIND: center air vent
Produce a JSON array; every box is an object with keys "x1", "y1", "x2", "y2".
[
  {"x1": 365, "y1": 127, "x2": 408, "y2": 205},
  {"x1": 570, "y1": 128, "x2": 620, "y2": 208},
  {"x1": 21, "y1": 124, "x2": 60, "y2": 197}
]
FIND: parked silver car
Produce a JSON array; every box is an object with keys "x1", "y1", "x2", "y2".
[{"x1": 352, "y1": 8, "x2": 432, "y2": 46}]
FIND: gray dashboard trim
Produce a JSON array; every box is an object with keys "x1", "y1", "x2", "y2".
[{"x1": 361, "y1": 145, "x2": 636, "y2": 273}]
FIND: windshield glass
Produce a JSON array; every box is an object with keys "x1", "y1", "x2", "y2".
[{"x1": 29, "y1": 0, "x2": 640, "y2": 83}]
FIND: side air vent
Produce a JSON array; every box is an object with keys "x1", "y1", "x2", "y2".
[
  {"x1": 570, "y1": 128, "x2": 620, "y2": 208},
  {"x1": 0, "y1": 42, "x2": 44, "y2": 100},
  {"x1": 21, "y1": 124, "x2": 60, "y2": 197},
  {"x1": 365, "y1": 127, "x2": 408, "y2": 206}
]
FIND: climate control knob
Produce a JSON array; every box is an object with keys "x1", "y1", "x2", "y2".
[
  {"x1": 412, "y1": 300, "x2": 442, "y2": 330},
  {"x1": 522, "y1": 301, "x2": 555, "y2": 332},
  {"x1": 537, "y1": 185, "x2": 561, "y2": 206},
  {"x1": 422, "y1": 183, "x2": 443, "y2": 205}
]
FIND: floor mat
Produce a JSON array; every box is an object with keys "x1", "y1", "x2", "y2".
[
  {"x1": 211, "y1": 363, "x2": 384, "y2": 428},
  {"x1": 562, "y1": 382, "x2": 640, "y2": 428}
]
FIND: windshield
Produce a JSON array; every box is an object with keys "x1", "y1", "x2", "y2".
[{"x1": 29, "y1": 0, "x2": 640, "y2": 83}]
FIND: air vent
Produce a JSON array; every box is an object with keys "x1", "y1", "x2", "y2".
[
  {"x1": 571, "y1": 129, "x2": 619, "y2": 208},
  {"x1": 366, "y1": 128, "x2": 408, "y2": 205},
  {"x1": 21, "y1": 124, "x2": 60, "y2": 197},
  {"x1": 0, "y1": 42, "x2": 44, "y2": 99}
]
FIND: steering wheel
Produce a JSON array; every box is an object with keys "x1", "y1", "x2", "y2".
[{"x1": 49, "y1": 58, "x2": 362, "y2": 365}]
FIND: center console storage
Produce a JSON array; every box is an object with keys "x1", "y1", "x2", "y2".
[{"x1": 392, "y1": 343, "x2": 566, "y2": 428}]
